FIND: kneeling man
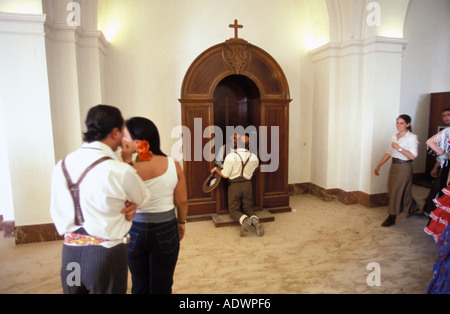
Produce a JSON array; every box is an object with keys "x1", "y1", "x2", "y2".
[{"x1": 211, "y1": 134, "x2": 262, "y2": 236}]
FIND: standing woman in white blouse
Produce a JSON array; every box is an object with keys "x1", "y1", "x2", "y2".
[
  {"x1": 374, "y1": 114, "x2": 419, "y2": 227},
  {"x1": 121, "y1": 117, "x2": 188, "y2": 294}
]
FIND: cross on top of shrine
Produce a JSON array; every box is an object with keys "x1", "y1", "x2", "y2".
[{"x1": 229, "y1": 19, "x2": 243, "y2": 39}]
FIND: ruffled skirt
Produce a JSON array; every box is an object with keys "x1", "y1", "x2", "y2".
[
  {"x1": 427, "y1": 225, "x2": 450, "y2": 294},
  {"x1": 425, "y1": 187, "x2": 450, "y2": 242}
]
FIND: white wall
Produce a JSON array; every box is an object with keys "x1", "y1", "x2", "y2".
[
  {"x1": 0, "y1": 0, "x2": 42, "y2": 14},
  {"x1": 0, "y1": 0, "x2": 109, "y2": 228},
  {"x1": 0, "y1": 11, "x2": 55, "y2": 226},
  {"x1": 0, "y1": 93, "x2": 14, "y2": 221},
  {"x1": 363, "y1": 38, "x2": 408, "y2": 194},
  {"x1": 400, "y1": 0, "x2": 450, "y2": 174},
  {"x1": 98, "y1": 0, "x2": 316, "y2": 184},
  {"x1": 43, "y1": 0, "x2": 107, "y2": 162},
  {"x1": 43, "y1": 0, "x2": 83, "y2": 162},
  {"x1": 310, "y1": 0, "x2": 411, "y2": 194}
]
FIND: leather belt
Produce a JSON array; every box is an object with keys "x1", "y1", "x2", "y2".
[{"x1": 392, "y1": 157, "x2": 412, "y2": 164}]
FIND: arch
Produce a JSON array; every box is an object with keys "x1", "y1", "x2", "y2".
[
  {"x1": 302, "y1": 0, "x2": 331, "y2": 50},
  {"x1": 372, "y1": 0, "x2": 411, "y2": 38},
  {"x1": 325, "y1": 0, "x2": 411, "y2": 42},
  {"x1": 181, "y1": 38, "x2": 290, "y2": 100},
  {"x1": 179, "y1": 38, "x2": 291, "y2": 217}
]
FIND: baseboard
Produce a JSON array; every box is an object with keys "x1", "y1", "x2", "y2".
[
  {"x1": 14, "y1": 223, "x2": 63, "y2": 245},
  {"x1": 288, "y1": 183, "x2": 389, "y2": 208}
]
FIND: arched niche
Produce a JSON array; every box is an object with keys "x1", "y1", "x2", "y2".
[{"x1": 180, "y1": 38, "x2": 292, "y2": 217}]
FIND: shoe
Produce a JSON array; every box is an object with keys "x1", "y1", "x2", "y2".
[
  {"x1": 250, "y1": 216, "x2": 264, "y2": 237},
  {"x1": 240, "y1": 217, "x2": 252, "y2": 237},
  {"x1": 407, "y1": 207, "x2": 422, "y2": 217},
  {"x1": 381, "y1": 215, "x2": 396, "y2": 227},
  {"x1": 254, "y1": 222, "x2": 264, "y2": 237}
]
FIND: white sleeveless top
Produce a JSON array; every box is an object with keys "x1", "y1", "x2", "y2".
[{"x1": 137, "y1": 157, "x2": 178, "y2": 214}]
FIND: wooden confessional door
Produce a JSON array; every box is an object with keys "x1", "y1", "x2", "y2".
[
  {"x1": 180, "y1": 37, "x2": 291, "y2": 217},
  {"x1": 213, "y1": 75, "x2": 262, "y2": 214}
]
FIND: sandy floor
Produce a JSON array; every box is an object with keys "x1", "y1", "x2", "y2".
[{"x1": 0, "y1": 185, "x2": 439, "y2": 294}]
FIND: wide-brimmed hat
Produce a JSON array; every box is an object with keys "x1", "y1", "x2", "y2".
[{"x1": 202, "y1": 172, "x2": 222, "y2": 193}]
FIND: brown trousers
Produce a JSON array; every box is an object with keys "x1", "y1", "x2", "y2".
[
  {"x1": 387, "y1": 161, "x2": 417, "y2": 215},
  {"x1": 228, "y1": 180, "x2": 256, "y2": 223}
]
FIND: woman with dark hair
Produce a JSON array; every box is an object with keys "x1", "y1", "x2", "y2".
[
  {"x1": 120, "y1": 117, "x2": 187, "y2": 294},
  {"x1": 124, "y1": 117, "x2": 167, "y2": 157},
  {"x1": 374, "y1": 114, "x2": 419, "y2": 227}
]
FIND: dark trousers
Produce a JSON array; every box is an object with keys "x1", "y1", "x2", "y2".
[
  {"x1": 424, "y1": 176, "x2": 442, "y2": 213},
  {"x1": 61, "y1": 243, "x2": 128, "y2": 294},
  {"x1": 228, "y1": 180, "x2": 256, "y2": 223},
  {"x1": 127, "y1": 218, "x2": 180, "y2": 294}
]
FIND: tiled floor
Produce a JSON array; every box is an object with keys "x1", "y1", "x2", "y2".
[{"x1": 0, "y1": 185, "x2": 439, "y2": 294}]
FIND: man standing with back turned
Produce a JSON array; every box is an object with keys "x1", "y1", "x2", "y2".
[
  {"x1": 50, "y1": 105, "x2": 147, "y2": 294},
  {"x1": 211, "y1": 133, "x2": 261, "y2": 237}
]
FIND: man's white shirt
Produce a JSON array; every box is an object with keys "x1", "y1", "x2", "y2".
[
  {"x1": 221, "y1": 148, "x2": 259, "y2": 180},
  {"x1": 50, "y1": 141, "x2": 147, "y2": 241}
]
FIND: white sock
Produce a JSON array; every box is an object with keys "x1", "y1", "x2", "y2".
[
  {"x1": 250, "y1": 215, "x2": 259, "y2": 225},
  {"x1": 239, "y1": 215, "x2": 249, "y2": 225}
]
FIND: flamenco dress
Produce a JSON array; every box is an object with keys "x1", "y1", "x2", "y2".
[
  {"x1": 427, "y1": 225, "x2": 450, "y2": 294},
  {"x1": 425, "y1": 187, "x2": 450, "y2": 242}
]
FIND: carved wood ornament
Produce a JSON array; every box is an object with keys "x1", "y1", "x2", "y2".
[{"x1": 222, "y1": 40, "x2": 251, "y2": 75}]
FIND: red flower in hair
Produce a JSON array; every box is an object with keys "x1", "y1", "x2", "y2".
[
  {"x1": 136, "y1": 140, "x2": 153, "y2": 162},
  {"x1": 136, "y1": 140, "x2": 149, "y2": 152}
]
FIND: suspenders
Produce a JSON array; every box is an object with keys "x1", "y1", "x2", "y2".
[
  {"x1": 229, "y1": 151, "x2": 251, "y2": 183},
  {"x1": 61, "y1": 156, "x2": 112, "y2": 226},
  {"x1": 235, "y1": 151, "x2": 251, "y2": 178}
]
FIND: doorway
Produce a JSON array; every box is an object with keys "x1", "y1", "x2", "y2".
[
  {"x1": 213, "y1": 75, "x2": 261, "y2": 214},
  {"x1": 180, "y1": 37, "x2": 291, "y2": 217}
]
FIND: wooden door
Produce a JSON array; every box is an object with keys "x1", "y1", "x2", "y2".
[
  {"x1": 260, "y1": 101, "x2": 289, "y2": 208},
  {"x1": 180, "y1": 100, "x2": 217, "y2": 216},
  {"x1": 213, "y1": 75, "x2": 262, "y2": 214},
  {"x1": 180, "y1": 38, "x2": 291, "y2": 217}
]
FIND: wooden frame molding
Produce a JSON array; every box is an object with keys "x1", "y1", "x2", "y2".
[
  {"x1": 288, "y1": 183, "x2": 389, "y2": 208},
  {"x1": 180, "y1": 37, "x2": 292, "y2": 217}
]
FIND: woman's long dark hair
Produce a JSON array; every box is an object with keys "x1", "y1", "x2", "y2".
[
  {"x1": 126, "y1": 117, "x2": 167, "y2": 157},
  {"x1": 398, "y1": 114, "x2": 412, "y2": 132}
]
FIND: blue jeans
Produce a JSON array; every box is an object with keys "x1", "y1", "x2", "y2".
[{"x1": 127, "y1": 218, "x2": 180, "y2": 294}]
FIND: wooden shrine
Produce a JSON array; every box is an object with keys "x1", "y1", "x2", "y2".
[{"x1": 179, "y1": 21, "x2": 292, "y2": 217}]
